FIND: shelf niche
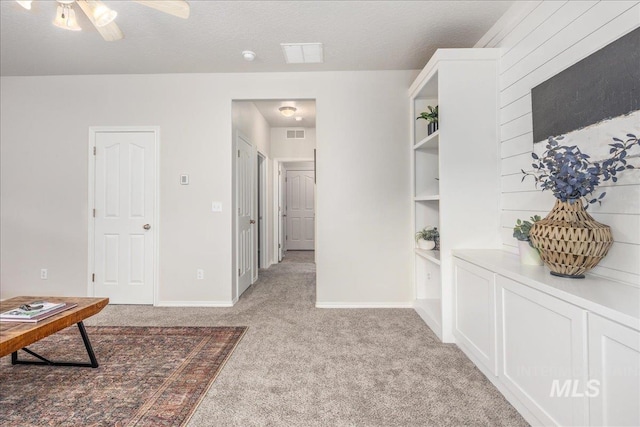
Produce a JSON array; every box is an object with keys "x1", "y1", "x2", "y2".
[{"x1": 410, "y1": 48, "x2": 500, "y2": 343}]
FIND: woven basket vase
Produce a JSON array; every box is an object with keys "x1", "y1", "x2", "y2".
[{"x1": 529, "y1": 199, "x2": 613, "y2": 278}]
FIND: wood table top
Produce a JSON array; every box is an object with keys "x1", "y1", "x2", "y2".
[{"x1": 0, "y1": 296, "x2": 109, "y2": 357}]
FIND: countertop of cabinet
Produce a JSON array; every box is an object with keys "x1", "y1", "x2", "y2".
[{"x1": 453, "y1": 249, "x2": 640, "y2": 330}]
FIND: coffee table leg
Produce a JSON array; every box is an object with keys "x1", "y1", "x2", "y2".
[
  {"x1": 11, "y1": 321, "x2": 99, "y2": 368},
  {"x1": 77, "y1": 321, "x2": 99, "y2": 368}
]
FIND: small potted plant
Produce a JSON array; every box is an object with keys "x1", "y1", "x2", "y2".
[
  {"x1": 416, "y1": 105, "x2": 438, "y2": 135},
  {"x1": 513, "y1": 216, "x2": 543, "y2": 265},
  {"x1": 415, "y1": 226, "x2": 439, "y2": 250}
]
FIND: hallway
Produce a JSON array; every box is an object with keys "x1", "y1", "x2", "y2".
[{"x1": 89, "y1": 252, "x2": 526, "y2": 426}]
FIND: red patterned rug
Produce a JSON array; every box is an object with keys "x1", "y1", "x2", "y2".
[{"x1": 0, "y1": 326, "x2": 247, "y2": 426}]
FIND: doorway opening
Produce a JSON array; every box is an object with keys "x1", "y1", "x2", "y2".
[
  {"x1": 278, "y1": 160, "x2": 316, "y2": 257},
  {"x1": 232, "y1": 99, "x2": 316, "y2": 303}
]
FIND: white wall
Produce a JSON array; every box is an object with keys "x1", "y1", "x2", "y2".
[
  {"x1": 478, "y1": 1, "x2": 640, "y2": 286},
  {"x1": 271, "y1": 127, "x2": 316, "y2": 159},
  {"x1": 0, "y1": 70, "x2": 413, "y2": 305},
  {"x1": 232, "y1": 101, "x2": 274, "y2": 295}
]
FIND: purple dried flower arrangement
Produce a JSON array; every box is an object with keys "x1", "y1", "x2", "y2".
[{"x1": 522, "y1": 133, "x2": 639, "y2": 207}]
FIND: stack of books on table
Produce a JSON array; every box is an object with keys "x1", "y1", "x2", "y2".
[{"x1": 0, "y1": 301, "x2": 76, "y2": 323}]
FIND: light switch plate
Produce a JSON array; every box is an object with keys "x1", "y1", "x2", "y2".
[
  {"x1": 212, "y1": 202, "x2": 222, "y2": 212},
  {"x1": 180, "y1": 174, "x2": 189, "y2": 185}
]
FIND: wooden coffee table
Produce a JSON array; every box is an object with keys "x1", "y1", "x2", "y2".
[{"x1": 0, "y1": 296, "x2": 109, "y2": 368}]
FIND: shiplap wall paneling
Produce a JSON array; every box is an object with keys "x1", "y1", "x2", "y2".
[{"x1": 481, "y1": 0, "x2": 640, "y2": 286}]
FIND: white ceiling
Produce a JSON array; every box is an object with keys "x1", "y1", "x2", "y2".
[{"x1": 0, "y1": 1, "x2": 512, "y2": 76}]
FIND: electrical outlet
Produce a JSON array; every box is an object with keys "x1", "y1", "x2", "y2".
[
  {"x1": 427, "y1": 272, "x2": 432, "y2": 280},
  {"x1": 40, "y1": 269, "x2": 48, "y2": 280},
  {"x1": 196, "y1": 269, "x2": 204, "y2": 280}
]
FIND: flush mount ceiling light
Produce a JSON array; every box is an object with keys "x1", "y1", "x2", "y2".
[
  {"x1": 242, "y1": 51, "x2": 256, "y2": 62},
  {"x1": 281, "y1": 43, "x2": 324, "y2": 64},
  {"x1": 279, "y1": 106, "x2": 297, "y2": 117},
  {"x1": 15, "y1": 0, "x2": 190, "y2": 41}
]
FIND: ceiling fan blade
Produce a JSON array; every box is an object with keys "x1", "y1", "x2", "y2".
[
  {"x1": 76, "y1": 0, "x2": 124, "y2": 41},
  {"x1": 133, "y1": 0, "x2": 190, "y2": 19}
]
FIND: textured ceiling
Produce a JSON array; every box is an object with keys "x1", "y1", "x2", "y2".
[{"x1": 0, "y1": 1, "x2": 512, "y2": 76}]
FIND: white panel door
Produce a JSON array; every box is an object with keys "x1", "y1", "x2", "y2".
[
  {"x1": 286, "y1": 170, "x2": 315, "y2": 250},
  {"x1": 237, "y1": 134, "x2": 255, "y2": 297},
  {"x1": 588, "y1": 314, "x2": 640, "y2": 426},
  {"x1": 497, "y1": 276, "x2": 588, "y2": 426},
  {"x1": 94, "y1": 130, "x2": 156, "y2": 304}
]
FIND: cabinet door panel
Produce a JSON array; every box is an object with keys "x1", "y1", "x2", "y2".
[
  {"x1": 588, "y1": 314, "x2": 640, "y2": 426},
  {"x1": 454, "y1": 259, "x2": 497, "y2": 375},
  {"x1": 497, "y1": 276, "x2": 588, "y2": 426}
]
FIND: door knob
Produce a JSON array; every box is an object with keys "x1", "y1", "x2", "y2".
[
  {"x1": 250, "y1": 220, "x2": 256, "y2": 224},
  {"x1": 143, "y1": 224, "x2": 151, "y2": 230}
]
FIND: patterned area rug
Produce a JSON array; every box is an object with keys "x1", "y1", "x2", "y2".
[{"x1": 0, "y1": 326, "x2": 247, "y2": 426}]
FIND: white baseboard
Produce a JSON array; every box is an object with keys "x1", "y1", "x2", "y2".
[
  {"x1": 315, "y1": 302, "x2": 414, "y2": 309},
  {"x1": 155, "y1": 300, "x2": 234, "y2": 307}
]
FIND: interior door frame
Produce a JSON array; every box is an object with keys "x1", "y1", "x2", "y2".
[
  {"x1": 285, "y1": 167, "x2": 316, "y2": 251},
  {"x1": 235, "y1": 131, "x2": 257, "y2": 300},
  {"x1": 272, "y1": 158, "x2": 314, "y2": 262},
  {"x1": 87, "y1": 126, "x2": 161, "y2": 305},
  {"x1": 257, "y1": 151, "x2": 268, "y2": 270}
]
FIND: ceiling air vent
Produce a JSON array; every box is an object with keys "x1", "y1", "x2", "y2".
[
  {"x1": 286, "y1": 130, "x2": 305, "y2": 139},
  {"x1": 281, "y1": 43, "x2": 324, "y2": 64}
]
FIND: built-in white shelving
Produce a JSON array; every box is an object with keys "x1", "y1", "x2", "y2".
[
  {"x1": 413, "y1": 131, "x2": 439, "y2": 151},
  {"x1": 414, "y1": 298, "x2": 442, "y2": 329},
  {"x1": 410, "y1": 48, "x2": 500, "y2": 342},
  {"x1": 414, "y1": 195, "x2": 440, "y2": 202},
  {"x1": 415, "y1": 249, "x2": 441, "y2": 264}
]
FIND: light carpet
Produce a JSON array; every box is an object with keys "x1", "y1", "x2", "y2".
[{"x1": 86, "y1": 251, "x2": 528, "y2": 426}]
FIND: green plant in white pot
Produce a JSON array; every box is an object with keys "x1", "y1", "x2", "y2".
[
  {"x1": 513, "y1": 216, "x2": 543, "y2": 265},
  {"x1": 415, "y1": 227, "x2": 439, "y2": 250}
]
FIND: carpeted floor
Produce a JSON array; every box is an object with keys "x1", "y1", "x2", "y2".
[
  {"x1": 281, "y1": 250, "x2": 315, "y2": 263},
  {"x1": 0, "y1": 326, "x2": 246, "y2": 427},
  {"x1": 85, "y1": 250, "x2": 528, "y2": 426}
]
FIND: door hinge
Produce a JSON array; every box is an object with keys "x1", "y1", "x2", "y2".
[
  {"x1": 238, "y1": 149, "x2": 240, "y2": 158},
  {"x1": 285, "y1": 177, "x2": 288, "y2": 182},
  {"x1": 278, "y1": 244, "x2": 281, "y2": 249},
  {"x1": 238, "y1": 268, "x2": 241, "y2": 276},
  {"x1": 93, "y1": 146, "x2": 96, "y2": 155},
  {"x1": 286, "y1": 235, "x2": 288, "y2": 240},
  {"x1": 92, "y1": 273, "x2": 95, "y2": 282},
  {"x1": 93, "y1": 208, "x2": 96, "y2": 218}
]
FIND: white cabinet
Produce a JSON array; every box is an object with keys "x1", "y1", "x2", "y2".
[
  {"x1": 452, "y1": 250, "x2": 640, "y2": 427},
  {"x1": 497, "y1": 275, "x2": 588, "y2": 426},
  {"x1": 453, "y1": 258, "x2": 497, "y2": 376},
  {"x1": 410, "y1": 49, "x2": 500, "y2": 342},
  {"x1": 588, "y1": 314, "x2": 640, "y2": 426}
]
